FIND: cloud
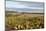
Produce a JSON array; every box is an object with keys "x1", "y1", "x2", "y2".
[{"x1": 6, "y1": 1, "x2": 44, "y2": 9}]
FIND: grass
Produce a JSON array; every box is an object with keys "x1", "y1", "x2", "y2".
[{"x1": 5, "y1": 13, "x2": 44, "y2": 30}]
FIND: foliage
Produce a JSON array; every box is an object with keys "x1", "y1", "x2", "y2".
[{"x1": 5, "y1": 13, "x2": 44, "y2": 30}]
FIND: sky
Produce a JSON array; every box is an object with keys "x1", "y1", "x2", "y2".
[
  {"x1": 6, "y1": 1, "x2": 44, "y2": 9},
  {"x1": 6, "y1": 0, "x2": 44, "y2": 13},
  {"x1": 6, "y1": 0, "x2": 44, "y2": 2}
]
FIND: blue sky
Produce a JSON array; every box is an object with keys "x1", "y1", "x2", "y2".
[{"x1": 6, "y1": 1, "x2": 44, "y2": 9}]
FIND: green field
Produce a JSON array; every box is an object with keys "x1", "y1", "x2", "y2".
[{"x1": 5, "y1": 11, "x2": 44, "y2": 30}]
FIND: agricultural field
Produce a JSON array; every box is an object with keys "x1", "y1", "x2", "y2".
[{"x1": 5, "y1": 12, "x2": 44, "y2": 30}]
